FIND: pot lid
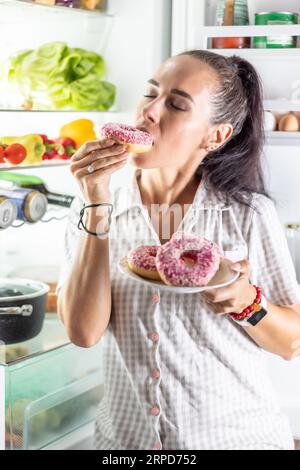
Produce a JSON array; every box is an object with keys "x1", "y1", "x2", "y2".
[{"x1": 0, "y1": 278, "x2": 49, "y2": 302}]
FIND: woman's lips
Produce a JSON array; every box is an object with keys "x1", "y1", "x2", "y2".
[{"x1": 136, "y1": 126, "x2": 155, "y2": 145}]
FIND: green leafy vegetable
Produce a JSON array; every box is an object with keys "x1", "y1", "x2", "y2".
[{"x1": 6, "y1": 42, "x2": 116, "y2": 111}]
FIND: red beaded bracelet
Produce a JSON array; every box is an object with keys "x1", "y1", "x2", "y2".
[{"x1": 230, "y1": 285, "x2": 262, "y2": 321}]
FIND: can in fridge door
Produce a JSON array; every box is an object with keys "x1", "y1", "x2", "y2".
[
  {"x1": 0, "y1": 196, "x2": 17, "y2": 229},
  {"x1": 0, "y1": 188, "x2": 47, "y2": 223},
  {"x1": 254, "y1": 12, "x2": 299, "y2": 48}
]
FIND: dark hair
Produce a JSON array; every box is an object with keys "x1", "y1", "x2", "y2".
[{"x1": 180, "y1": 50, "x2": 271, "y2": 209}]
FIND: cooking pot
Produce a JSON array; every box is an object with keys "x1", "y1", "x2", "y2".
[{"x1": 0, "y1": 278, "x2": 49, "y2": 345}]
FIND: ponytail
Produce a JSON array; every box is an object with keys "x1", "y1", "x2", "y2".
[{"x1": 180, "y1": 50, "x2": 270, "y2": 209}]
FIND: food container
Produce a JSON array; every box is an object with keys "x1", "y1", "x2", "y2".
[
  {"x1": 254, "y1": 12, "x2": 299, "y2": 48},
  {"x1": 0, "y1": 279, "x2": 49, "y2": 344},
  {"x1": 212, "y1": 0, "x2": 250, "y2": 49}
]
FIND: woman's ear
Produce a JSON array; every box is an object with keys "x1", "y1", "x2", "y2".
[{"x1": 205, "y1": 123, "x2": 233, "y2": 151}]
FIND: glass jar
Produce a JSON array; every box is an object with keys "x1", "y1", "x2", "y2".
[
  {"x1": 285, "y1": 223, "x2": 300, "y2": 282},
  {"x1": 212, "y1": 0, "x2": 250, "y2": 49}
]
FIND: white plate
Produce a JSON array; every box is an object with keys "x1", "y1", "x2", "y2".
[{"x1": 118, "y1": 257, "x2": 240, "y2": 294}]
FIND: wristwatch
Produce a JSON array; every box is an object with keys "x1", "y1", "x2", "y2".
[{"x1": 231, "y1": 294, "x2": 268, "y2": 327}]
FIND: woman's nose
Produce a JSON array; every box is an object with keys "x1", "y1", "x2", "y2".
[{"x1": 142, "y1": 99, "x2": 161, "y2": 125}]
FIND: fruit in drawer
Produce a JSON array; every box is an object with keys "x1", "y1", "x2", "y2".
[
  {"x1": 5, "y1": 346, "x2": 29, "y2": 363},
  {"x1": 6, "y1": 399, "x2": 48, "y2": 436},
  {"x1": 0, "y1": 135, "x2": 45, "y2": 165}
]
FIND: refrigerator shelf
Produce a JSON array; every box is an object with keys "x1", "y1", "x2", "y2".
[
  {"x1": 0, "y1": 161, "x2": 70, "y2": 171},
  {"x1": 1, "y1": 0, "x2": 111, "y2": 18},
  {"x1": 264, "y1": 101, "x2": 300, "y2": 112},
  {"x1": 265, "y1": 131, "x2": 300, "y2": 147},
  {"x1": 0, "y1": 109, "x2": 118, "y2": 113},
  {"x1": 196, "y1": 25, "x2": 300, "y2": 49},
  {"x1": 206, "y1": 48, "x2": 300, "y2": 60}
]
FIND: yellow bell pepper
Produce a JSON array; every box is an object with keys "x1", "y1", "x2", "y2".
[
  {"x1": 59, "y1": 119, "x2": 96, "y2": 149},
  {"x1": 0, "y1": 134, "x2": 45, "y2": 165}
]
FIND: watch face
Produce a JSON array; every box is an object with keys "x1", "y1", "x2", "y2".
[{"x1": 247, "y1": 307, "x2": 268, "y2": 326}]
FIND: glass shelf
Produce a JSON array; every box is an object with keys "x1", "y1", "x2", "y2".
[
  {"x1": 0, "y1": 315, "x2": 70, "y2": 366},
  {"x1": 207, "y1": 48, "x2": 300, "y2": 60},
  {"x1": 265, "y1": 131, "x2": 300, "y2": 147},
  {"x1": 0, "y1": 109, "x2": 118, "y2": 113},
  {"x1": 0, "y1": 160, "x2": 70, "y2": 171},
  {"x1": 1, "y1": 0, "x2": 111, "y2": 18}
]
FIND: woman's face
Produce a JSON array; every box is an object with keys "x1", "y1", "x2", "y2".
[{"x1": 132, "y1": 55, "x2": 220, "y2": 170}]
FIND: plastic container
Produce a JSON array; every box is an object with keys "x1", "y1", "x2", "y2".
[
  {"x1": 212, "y1": 0, "x2": 250, "y2": 49},
  {"x1": 254, "y1": 12, "x2": 299, "y2": 49}
]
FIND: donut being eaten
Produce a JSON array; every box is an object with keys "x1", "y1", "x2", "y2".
[{"x1": 101, "y1": 122, "x2": 153, "y2": 153}]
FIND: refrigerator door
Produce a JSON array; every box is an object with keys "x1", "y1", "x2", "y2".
[{"x1": 0, "y1": 368, "x2": 4, "y2": 451}]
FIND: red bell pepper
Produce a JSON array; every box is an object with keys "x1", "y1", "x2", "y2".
[{"x1": 54, "y1": 137, "x2": 76, "y2": 159}]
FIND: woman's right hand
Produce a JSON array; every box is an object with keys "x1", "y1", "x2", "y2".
[{"x1": 69, "y1": 138, "x2": 129, "y2": 204}]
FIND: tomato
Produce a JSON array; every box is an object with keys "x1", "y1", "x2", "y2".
[
  {"x1": 4, "y1": 143, "x2": 27, "y2": 165},
  {"x1": 0, "y1": 145, "x2": 5, "y2": 163}
]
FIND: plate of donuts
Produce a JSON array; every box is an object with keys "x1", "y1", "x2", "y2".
[{"x1": 118, "y1": 254, "x2": 240, "y2": 294}]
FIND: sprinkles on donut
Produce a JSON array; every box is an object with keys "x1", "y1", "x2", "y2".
[
  {"x1": 101, "y1": 122, "x2": 153, "y2": 153},
  {"x1": 127, "y1": 245, "x2": 161, "y2": 281},
  {"x1": 127, "y1": 233, "x2": 223, "y2": 287},
  {"x1": 156, "y1": 233, "x2": 223, "y2": 287}
]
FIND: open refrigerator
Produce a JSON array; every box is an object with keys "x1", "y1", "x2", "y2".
[
  {"x1": 0, "y1": 0, "x2": 172, "y2": 450},
  {"x1": 1, "y1": 0, "x2": 300, "y2": 450}
]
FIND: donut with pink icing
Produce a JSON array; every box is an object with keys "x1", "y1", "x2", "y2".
[
  {"x1": 101, "y1": 123, "x2": 153, "y2": 153},
  {"x1": 127, "y1": 245, "x2": 161, "y2": 281},
  {"x1": 156, "y1": 233, "x2": 223, "y2": 287}
]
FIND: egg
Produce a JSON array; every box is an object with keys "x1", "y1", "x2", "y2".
[
  {"x1": 278, "y1": 113, "x2": 299, "y2": 132},
  {"x1": 264, "y1": 111, "x2": 277, "y2": 131}
]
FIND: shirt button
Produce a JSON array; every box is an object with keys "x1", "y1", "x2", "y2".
[
  {"x1": 151, "y1": 293, "x2": 160, "y2": 304},
  {"x1": 151, "y1": 369, "x2": 160, "y2": 379},
  {"x1": 153, "y1": 441, "x2": 162, "y2": 450},
  {"x1": 150, "y1": 406, "x2": 160, "y2": 416},
  {"x1": 148, "y1": 332, "x2": 160, "y2": 343}
]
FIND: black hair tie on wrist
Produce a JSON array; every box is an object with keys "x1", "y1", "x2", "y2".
[{"x1": 77, "y1": 203, "x2": 113, "y2": 237}]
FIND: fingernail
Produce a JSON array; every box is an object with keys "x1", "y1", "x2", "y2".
[
  {"x1": 232, "y1": 263, "x2": 241, "y2": 271},
  {"x1": 106, "y1": 139, "x2": 115, "y2": 145}
]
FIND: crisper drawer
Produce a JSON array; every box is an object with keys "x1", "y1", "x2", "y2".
[{"x1": 5, "y1": 342, "x2": 104, "y2": 450}]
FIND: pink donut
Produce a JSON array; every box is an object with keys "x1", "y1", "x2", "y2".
[
  {"x1": 127, "y1": 245, "x2": 161, "y2": 281},
  {"x1": 156, "y1": 233, "x2": 223, "y2": 287},
  {"x1": 101, "y1": 123, "x2": 153, "y2": 153}
]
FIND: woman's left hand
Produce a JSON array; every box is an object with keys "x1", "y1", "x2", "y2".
[{"x1": 201, "y1": 260, "x2": 257, "y2": 315}]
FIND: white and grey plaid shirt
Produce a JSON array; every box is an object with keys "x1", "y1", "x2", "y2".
[{"x1": 57, "y1": 170, "x2": 300, "y2": 450}]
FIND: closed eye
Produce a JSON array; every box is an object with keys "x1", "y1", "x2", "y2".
[{"x1": 143, "y1": 95, "x2": 186, "y2": 112}]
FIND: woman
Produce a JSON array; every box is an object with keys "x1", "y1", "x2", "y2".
[{"x1": 57, "y1": 50, "x2": 300, "y2": 450}]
